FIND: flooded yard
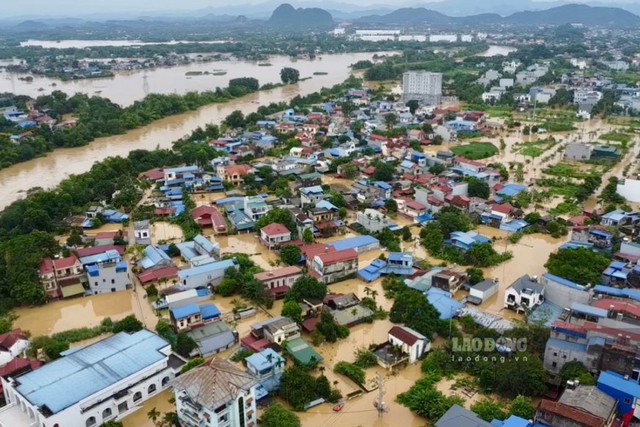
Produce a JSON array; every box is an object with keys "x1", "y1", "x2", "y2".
[
  {"x1": 151, "y1": 222, "x2": 184, "y2": 244},
  {"x1": 14, "y1": 291, "x2": 135, "y2": 336},
  {"x1": 122, "y1": 389, "x2": 174, "y2": 427},
  {"x1": 216, "y1": 234, "x2": 279, "y2": 270}
]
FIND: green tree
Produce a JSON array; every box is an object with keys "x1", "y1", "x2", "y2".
[
  {"x1": 390, "y1": 289, "x2": 447, "y2": 338},
  {"x1": 406, "y1": 100, "x2": 419, "y2": 115},
  {"x1": 341, "y1": 162, "x2": 359, "y2": 179},
  {"x1": 285, "y1": 276, "x2": 327, "y2": 302},
  {"x1": 261, "y1": 403, "x2": 301, "y2": 427},
  {"x1": 559, "y1": 360, "x2": 595, "y2": 385},
  {"x1": 302, "y1": 228, "x2": 314, "y2": 244},
  {"x1": 282, "y1": 300, "x2": 303, "y2": 324},
  {"x1": 402, "y1": 226, "x2": 413, "y2": 242},
  {"x1": 544, "y1": 248, "x2": 610, "y2": 286},
  {"x1": 471, "y1": 399, "x2": 506, "y2": 422},
  {"x1": 256, "y1": 208, "x2": 296, "y2": 235},
  {"x1": 509, "y1": 396, "x2": 535, "y2": 420},
  {"x1": 102, "y1": 421, "x2": 125, "y2": 427},
  {"x1": 112, "y1": 315, "x2": 143, "y2": 333},
  {"x1": 180, "y1": 357, "x2": 205, "y2": 373},
  {"x1": 280, "y1": 67, "x2": 301, "y2": 84},
  {"x1": 467, "y1": 178, "x2": 490, "y2": 199},
  {"x1": 432, "y1": 135, "x2": 444, "y2": 145},
  {"x1": 174, "y1": 333, "x2": 197, "y2": 358},
  {"x1": 466, "y1": 267, "x2": 485, "y2": 285},
  {"x1": 384, "y1": 113, "x2": 398, "y2": 130},
  {"x1": 279, "y1": 366, "x2": 319, "y2": 410},
  {"x1": 224, "y1": 110, "x2": 246, "y2": 129},
  {"x1": 373, "y1": 161, "x2": 395, "y2": 181},
  {"x1": 338, "y1": 207, "x2": 348, "y2": 220},
  {"x1": 384, "y1": 199, "x2": 398, "y2": 213},
  {"x1": 280, "y1": 245, "x2": 302, "y2": 266}
]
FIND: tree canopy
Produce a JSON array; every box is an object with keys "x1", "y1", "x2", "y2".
[
  {"x1": 261, "y1": 403, "x2": 301, "y2": 427},
  {"x1": 285, "y1": 276, "x2": 327, "y2": 302},
  {"x1": 544, "y1": 248, "x2": 610, "y2": 286},
  {"x1": 280, "y1": 67, "x2": 300, "y2": 84}
]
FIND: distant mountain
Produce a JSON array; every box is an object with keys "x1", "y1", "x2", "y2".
[
  {"x1": 504, "y1": 4, "x2": 640, "y2": 26},
  {"x1": 355, "y1": 7, "x2": 453, "y2": 25},
  {"x1": 268, "y1": 3, "x2": 333, "y2": 28},
  {"x1": 355, "y1": 3, "x2": 640, "y2": 27}
]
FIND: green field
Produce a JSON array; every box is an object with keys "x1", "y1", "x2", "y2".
[{"x1": 450, "y1": 142, "x2": 499, "y2": 160}]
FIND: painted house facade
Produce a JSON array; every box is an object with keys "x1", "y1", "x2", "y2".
[
  {"x1": 388, "y1": 326, "x2": 431, "y2": 364},
  {"x1": 310, "y1": 249, "x2": 359, "y2": 284},
  {"x1": 259, "y1": 223, "x2": 292, "y2": 250},
  {"x1": 39, "y1": 255, "x2": 85, "y2": 299},
  {"x1": 80, "y1": 249, "x2": 131, "y2": 295},
  {"x1": 255, "y1": 266, "x2": 303, "y2": 299}
]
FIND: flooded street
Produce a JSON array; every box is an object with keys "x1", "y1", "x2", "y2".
[
  {"x1": 0, "y1": 52, "x2": 384, "y2": 106},
  {"x1": 151, "y1": 222, "x2": 184, "y2": 244},
  {"x1": 0, "y1": 52, "x2": 383, "y2": 210}
]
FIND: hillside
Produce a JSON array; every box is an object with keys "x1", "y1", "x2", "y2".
[
  {"x1": 268, "y1": 3, "x2": 333, "y2": 28},
  {"x1": 356, "y1": 7, "x2": 453, "y2": 25},
  {"x1": 505, "y1": 4, "x2": 640, "y2": 26}
]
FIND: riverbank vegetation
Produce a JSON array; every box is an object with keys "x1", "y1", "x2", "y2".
[{"x1": 0, "y1": 77, "x2": 260, "y2": 169}]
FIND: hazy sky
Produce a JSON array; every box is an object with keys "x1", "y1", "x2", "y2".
[{"x1": 4, "y1": 0, "x2": 626, "y2": 18}]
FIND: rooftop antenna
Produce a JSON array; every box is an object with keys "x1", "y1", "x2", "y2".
[{"x1": 373, "y1": 374, "x2": 389, "y2": 418}]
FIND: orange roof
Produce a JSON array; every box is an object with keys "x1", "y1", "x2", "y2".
[
  {"x1": 255, "y1": 266, "x2": 302, "y2": 282},
  {"x1": 537, "y1": 399, "x2": 606, "y2": 427},
  {"x1": 315, "y1": 249, "x2": 358, "y2": 266},
  {"x1": 260, "y1": 223, "x2": 291, "y2": 236}
]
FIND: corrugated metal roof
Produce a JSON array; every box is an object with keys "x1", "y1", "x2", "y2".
[
  {"x1": 16, "y1": 330, "x2": 169, "y2": 414},
  {"x1": 331, "y1": 235, "x2": 379, "y2": 252}
]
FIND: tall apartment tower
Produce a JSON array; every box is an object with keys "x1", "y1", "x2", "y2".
[{"x1": 402, "y1": 71, "x2": 443, "y2": 105}]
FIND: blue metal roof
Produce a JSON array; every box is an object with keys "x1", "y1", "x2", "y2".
[
  {"x1": 590, "y1": 229, "x2": 612, "y2": 239},
  {"x1": 300, "y1": 186, "x2": 324, "y2": 195},
  {"x1": 215, "y1": 197, "x2": 245, "y2": 206},
  {"x1": 426, "y1": 288, "x2": 463, "y2": 320},
  {"x1": 139, "y1": 245, "x2": 171, "y2": 270},
  {"x1": 164, "y1": 165, "x2": 199, "y2": 174},
  {"x1": 542, "y1": 273, "x2": 584, "y2": 290},
  {"x1": 598, "y1": 370, "x2": 640, "y2": 398},
  {"x1": 374, "y1": 181, "x2": 392, "y2": 190},
  {"x1": 200, "y1": 304, "x2": 221, "y2": 319},
  {"x1": 194, "y1": 234, "x2": 216, "y2": 254},
  {"x1": 496, "y1": 184, "x2": 527, "y2": 197},
  {"x1": 546, "y1": 337, "x2": 587, "y2": 353},
  {"x1": 79, "y1": 249, "x2": 121, "y2": 266},
  {"x1": 571, "y1": 303, "x2": 608, "y2": 318},
  {"x1": 16, "y1": 330, "x2": 169, "y2": 414},
  {"x1": 177, "y1": 259, "x2": 238, "y2": 281},
  {"x1": 331, "y1": 235, "x2": 379, "y2": 252},
  {"x1": 171, "y1": 303, "x2": 200, "y2": 319},
  {"x1": 245, "y1": 348, "x2": 285, "y2": 372},
  {"x1": 560, "y1": 241, "x2": 595, "y2": 250}
]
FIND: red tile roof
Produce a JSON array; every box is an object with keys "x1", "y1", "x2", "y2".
[
  {"x1": 538, "y1": 399, "x2": 606, "y2": 427},
  {"x1": 302, "y1": 243, "x2": 336, "y2": 260},
  {"x1": 0, "y1": 330, "x2": 27, "y2": 352},
  {"x1": 593, "y1": 299, "x2": 640, "y2": 319},
  {"x1": 491, "y1": 203, "x2": 513, "y2": 214},
  {"x1": 95, "y1": 231, "x2": 127, "y2": 240},
  {"x1": 141, "y1": 168, "x2": 165, "y2": 181},
  {"x1": 255, "y1": 266, "x2": 302, "y2": 282},
  {"x1": 389, "y1": 326, "x2": 422, "y2": 346},
  {"x1": 51, "y1": 256, "x2": 79, "y2": 270},
  {"x1": 455, "y1": 157, "x2": 485, "y2": 168},
  {"x1": 301, "y1": 317, "x2": 321, "y2": 332},
  {"x1": 0, "y1": 357, "x2": 41, "y2": 379},
  {"x1": 39, "y1": 258, "x2": 54, "y2": 275},
  {"x1": 76, "y1": 245, "x2": 125, "y2": 258},
  {"x1": 224, "y1": 164, "x2": 253, "y2": 177},
  {"x1": 405, "y1": 200, "x2": 426, "y2": 211},
  {"x1": 155, "y1": 207, "x2": 175, "y2": 216},
  {"x1": 261, "y1": 223, "x2": 291, "y2": 236},
  {"x1": 315, "y1": 249, "x2": 358, "y2": 266},
  {"x1": 138, "y1": 266, "x2": 179, "y2": 284}
]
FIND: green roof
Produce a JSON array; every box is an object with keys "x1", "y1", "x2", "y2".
[
  {"x1": 285, "y1": 337, "x2": 323, "y2": 365},
  {"x1": 299, "y1": 172, "x2": 321, "y2": 180}
]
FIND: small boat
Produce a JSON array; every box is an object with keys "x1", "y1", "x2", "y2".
[{"x1": 333, "y1": 402, "x2": 345, "y2": 412}]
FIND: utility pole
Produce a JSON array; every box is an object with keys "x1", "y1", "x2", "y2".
[{"x1": 373, "y1": 374, "x2": 389, "y2": 418}]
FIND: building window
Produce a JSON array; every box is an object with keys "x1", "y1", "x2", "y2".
[
  {"x1": 102, "y1": 408, "x2": 112, "y2": 419},
  {"x1": 238, "y1": 396, "x2": 246, "y2": 427},
  {"x1": 553, "y1": 352, "x2": 557, "y2": 356},
  {"x1": 86, "y1": 417, "x2": 97, "y2": 427},
  {"x1": 133, "y1": 392, "x2": 142, "y2": 402},
  {"x1": 162, "y1": 376, "x2": 170, "y2": 387},
  {"x1": 552, "y1": 362, "x2": 557, "y2": 368},
  {"x1": 111, "y1": 279, "x2": 115, "y2": 284},
  {"x1": 148, "y1": 384, "x2": 157, "y2": 394},
  {"x1": 625, "y1": 398, "x2": 632, "y2": 404}
]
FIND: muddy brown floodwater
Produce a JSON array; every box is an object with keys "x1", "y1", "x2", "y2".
[
  {"x1": 13, "y1": 292, "x2": 136, "y2": 336},
  {"x1": 0, "y1": 52, "x2": 387, "y2": 210}
]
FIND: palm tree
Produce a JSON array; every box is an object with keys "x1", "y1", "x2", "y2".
[
  {"x1": 371, "y1": 289, "x2": 378, "y2": 302},
  {"x1": 147, "y1": 407, "x2": 160, "y2": 423},
  {"x1": 363, "y1": 287, "x2": 372, "y2": 297}
]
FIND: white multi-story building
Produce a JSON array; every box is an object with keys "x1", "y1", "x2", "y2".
[
  {"x1": 172, "y1": 359, "x2": 259, "y2": 427},
  {"x1": 402, "y1": 71, "x2": 443, "y2": 105},
  {"x1": 0, "y1": 330, "x2": 184, "y2": 427}
]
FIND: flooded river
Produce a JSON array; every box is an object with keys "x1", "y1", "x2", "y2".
[
  {"x1": 0, "y1": 52, "x2": 382, "y2": 106},
  {"x1": 20, "y1": 39, "x2": 228, "y2": 48},
  {"x1": 0, "y1": 52, "x2": 383, "y2": 210}
]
